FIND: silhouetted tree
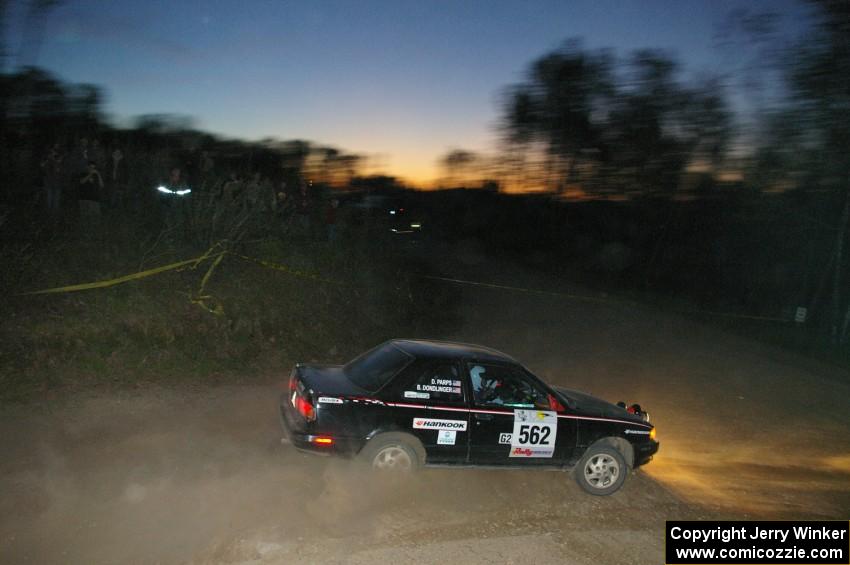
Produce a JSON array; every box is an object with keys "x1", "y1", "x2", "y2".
[
  {"x1": 502, "y1": 41, "x2": 614, "y2": 192},
  {"x1": 440, "y1": 149, "x2": 478, "y2": 187},
  {"x1": 501, "y1": 41, "x2": 731, "y2": 196}
]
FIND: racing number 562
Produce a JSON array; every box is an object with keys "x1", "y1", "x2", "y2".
[{"x1": 518, "y1": 424, "x2": 550, "y2": 445}]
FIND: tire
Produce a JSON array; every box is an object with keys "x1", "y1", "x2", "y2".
[
  {"x1": 574, "y1": 444, "x2": 628, "y2": 495},
  {"x1": 359, "y1": 433, "x2": 423, "y2": 472}
]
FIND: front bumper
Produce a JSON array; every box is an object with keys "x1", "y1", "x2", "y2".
[{"x1": 634, "y1": 440, "x2": 659, "y2": 468}]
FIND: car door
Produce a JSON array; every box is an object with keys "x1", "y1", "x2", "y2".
[
  {"x1": 466, "y1": 362, "x2": 572, "y2": 466},
  {"x1": 381, "y1": 359, "x2": 470, "y2": 463}
]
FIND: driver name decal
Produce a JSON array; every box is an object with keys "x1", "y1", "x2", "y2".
[
  {"x1": 416, "y1": 378, "x2": 462, "y2": 395},
  {"x1": 509, "y1": 409, "x2": 557, "y2": 458}
]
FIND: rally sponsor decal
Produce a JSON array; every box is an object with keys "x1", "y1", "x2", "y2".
[
  {"x1": 437, "y1": 430, "x2": 457, "y2": 445},
  {"x1": 499, "y1": 433, "x2": 512, "y2": 444},
  {"x1": 509, "y1": 409, "x2": 557, "y2": 458},
  {"x1": 404, "y1": 391, "x2": 430, "y2": 399},
  {"x1": 317, "y1": 396, "x2": 343, "y2": 404},
  {"x1": 412, "y1": 418, "x2": 468, "y2": 431},
  {"x1": 511, "y1": 447, "x2": 555, "y2": 457},
  {"x1": 624, "y1": 429, "x2": 650, "y2": 435}
]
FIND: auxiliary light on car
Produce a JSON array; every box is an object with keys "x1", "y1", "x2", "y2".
[
  {"x1": 649, "y1": 427, "x2": 657, "y2": 441},
  {"x1": 312, "y1": 436, "x2": 334, "y2": 445}
]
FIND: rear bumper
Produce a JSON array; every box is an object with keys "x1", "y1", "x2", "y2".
[
  {"x1": 634, "y1": 440, "x2": 659, "y2": 468},
  {"x1": 279, "y1": 394, "x2": 331, "y2": 455},
  {"x1": 278, "y1": 394, "x2": 361, "y2": 457}
]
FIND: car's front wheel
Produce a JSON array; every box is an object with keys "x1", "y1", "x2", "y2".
[
  {"x1": 575, "y1": 444, "x2": 628, "y2": 495},
  {"x1": 360, "y1": 433, "x2": 423, "y2": 472}
]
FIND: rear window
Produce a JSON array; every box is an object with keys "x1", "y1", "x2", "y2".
[{"x1": 344, "y1": 342, "x2": 412, "y2": 392}]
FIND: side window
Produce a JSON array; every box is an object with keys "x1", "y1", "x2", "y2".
[
  {"x1": 469, "y1": 363, "x2": 551, "y2": 409},
  {"x1": 400, "y1": 362, "x2": 465, "y2": 405}
]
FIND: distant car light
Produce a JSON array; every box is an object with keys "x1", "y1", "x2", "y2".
[{"x1": 410, "y1": 223, "x2": 421, "y2": 228}]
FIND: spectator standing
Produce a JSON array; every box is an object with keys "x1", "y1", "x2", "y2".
[
  {"x1": 325, "y1": 198, "x2": 339, "y2": 242},
  {"x1": 41, "y1": 143, "x2": 64, "y2": 216},
  {"x1": 78, "y1": 161, "x2": 104, "y2": 220},
  {"x1": 273, "y1": 181, "x2": 294, "y2": 232},
  {"x1": 109, "y1": 148, "x2": 128, "y2": 209},
  {"x1": 243, "y1": 172, "x2": 262, "y2": 211},
  {"x1": 70, "y1": 137, "x2": 89, "y2": 176},
  {"x1": 158, "y1": 167, "x2": 191, "y2": 235},
  {"x1": 296, "y1": 180, "x2": 311, "y2": 236},
  {"x1": 90, "y1": 139, "x2": 107, "y2": 171},
  {"x1": 199, "y1": 151, "x2": 215, "y2": 185},
  {"x1": 222, "y1": 172, "x2": 242, "y2": 203}
]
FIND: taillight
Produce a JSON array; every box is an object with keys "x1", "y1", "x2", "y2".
[{"x1": 294, "y1": 395, "x2": 316, "y2": 422}]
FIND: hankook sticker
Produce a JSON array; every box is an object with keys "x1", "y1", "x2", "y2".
[
  {"x1": 317, "y1": 397, "x2": 343, "y2": 404},
  {"x1": 624, "y1": 429, "x2": 650, "y2": 435},
  {"x1": 412, "y1": 418, "x2": 468, "y2": 431},
  {"x1": 404, "y1": 391, "x2": 430, "y2": 399}
]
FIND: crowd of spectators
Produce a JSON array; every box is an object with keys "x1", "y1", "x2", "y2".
[{"x1": 36, "y1": 137, "x2": 341, "y2": 242}]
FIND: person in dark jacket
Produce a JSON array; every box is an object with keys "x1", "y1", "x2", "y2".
[
  {"x1": 78, "y1": 161, "x2": 104, "y2": 219},
  {"x1": 41, "y1": 144, "x2": 64, "y2": 216}
]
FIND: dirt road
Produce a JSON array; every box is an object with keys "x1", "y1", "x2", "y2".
[{"x1": 2, "y1": 265, "x2": 849, "y2": 564}]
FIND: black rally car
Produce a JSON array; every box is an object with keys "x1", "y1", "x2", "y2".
[{"x1": 279, "y1": 339, "x2": 658, "y2": 495}]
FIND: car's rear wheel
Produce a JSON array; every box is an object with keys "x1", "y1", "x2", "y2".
[
  {"x1": 575, "y1": 444, "x2": 627, "y2": 495},
  {"x1": 360, "y1": 433, "x2": 423, "y2": 472}
]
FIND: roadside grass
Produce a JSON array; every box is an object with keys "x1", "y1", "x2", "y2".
[{"x1": 0, "y1": 219, "x2": 458, "y2": 402}]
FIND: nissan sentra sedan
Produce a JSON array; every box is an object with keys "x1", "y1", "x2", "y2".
[{"x1": 279, "y1": 339, "x2": 658, "y2": 495}]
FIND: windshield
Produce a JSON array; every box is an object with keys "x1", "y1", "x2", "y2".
[{"x1": 344, "y1": 342, "x2": 412, "y2": 392}]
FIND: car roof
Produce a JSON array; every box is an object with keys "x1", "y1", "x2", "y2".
[{"x1": 391, "y1": 339, "x2": 518, "y2": 364}]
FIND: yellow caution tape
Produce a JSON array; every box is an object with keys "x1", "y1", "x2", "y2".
[
  {"x1": 419, "y1": 274, "x2": 612, "y2": 303},
  {"x1": 419, "y1": 274, "x2": 790, "y2": 323},
  {"x1": 19, "y1": 251, "x2": 226, "y2": 295},
  {"x1": 190, "y1": 251, "x2": 228, "y2": 315},
  {"x1": 19, "y1": 246, "x2": 788, "y2": 324},
  {"x1": 18, "y1": 243, "x2": 341, "y2": 307},
  {"x1": 231, "y1": 253, "x2": 345, "y2": 286}
]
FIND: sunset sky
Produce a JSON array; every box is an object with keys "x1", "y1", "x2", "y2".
[{"x1": 6, "y1": 0, "x2": 809, "y2": 186}]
